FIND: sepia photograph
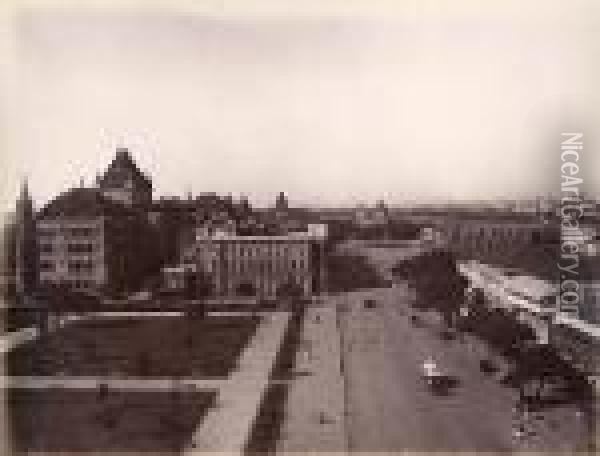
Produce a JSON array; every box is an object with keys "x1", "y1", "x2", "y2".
[{"x1": 0, "y1": 0, "x2": 599, "y2": 454}]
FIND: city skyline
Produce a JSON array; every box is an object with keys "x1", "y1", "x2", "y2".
[
  {"x1": 5, "y1": 145, "x2": 597, "y2": 214},
  {"x1": 1, "y1": 1, "x2": 599, "y2": 210}
]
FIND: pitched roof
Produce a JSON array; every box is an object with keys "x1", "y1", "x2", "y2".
[
  {"x1": 97, "y1": 147, "x2": 152, "y2": 190},
  {"x1": 38, "y1": 187, "x2": 133, "y2": 218}
]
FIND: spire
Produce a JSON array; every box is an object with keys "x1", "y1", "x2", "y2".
[
  {"x1": 113, "y1": 146, "x2": 134, "y2": 168},
  {"x1": 19, "y1": 177, "x2": 30, "y2": 201},
  {"x1": 115, "y1": 145, "x2": 130, "y2": 157},
  {"x1": 276, "y1": 192, "x2": 288, "y2": 211},
  {"x1": 17, "y1": 177, "x2": 33, "y2": 215},
  {"x1": 15, "y1": 177, "x2": 36, "y2": 295},
  {"x1": 240, "y1": 194, "x2": 251, "y2": 211}
]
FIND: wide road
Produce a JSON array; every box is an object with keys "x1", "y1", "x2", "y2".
[{"x1": 330, "y1": 284, "x2": 588, "y2": 453}]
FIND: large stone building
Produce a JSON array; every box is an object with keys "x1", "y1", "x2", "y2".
[
  {"x1": 177, "y1": 223, "x2": 327, "y2": 298},
  {"x1": 36, "y1": 148, "x2": 158, "y2": 294},
  {"x1": 36, "y1": 187, "x2": 154, "y2": 294}
]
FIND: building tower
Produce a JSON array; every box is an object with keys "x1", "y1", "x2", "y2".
[
  {"x1": 275, "y1": 192, "x2": 288, "y2": 211},
  {"x1": 15, "y1": 179, "x2": 37, "y2": 295},
  {"x1": 96, "y1": 147, "x2": 153, "y2": 206}
]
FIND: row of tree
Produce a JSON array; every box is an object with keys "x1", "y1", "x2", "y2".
[{"x1": 393, "y1": 248, "x2": 591, "y2": 408}]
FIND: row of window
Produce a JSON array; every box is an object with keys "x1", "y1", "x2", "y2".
[
  {"x1": 450, "y1": 228, "x2": 542, "y2": 241},
  {"x1": 234, "y1": 247, "x2": 310, "y2": 258},
  {"x1": 235, "y1": 258, "x2": 307, "y2": 274},
  {"x1": 39, "y1": 243, "x2": 54, "y2": 253},
  {"x1": 69, "y1": 261, "x2": 94, "y2": 272},
  {"x1": 37, "y1": 227, "x2": 99, "y2": 237},
  {"x1": 39, "y1": 261, "x2": 54, "y2": 271},
  {"x1": 39, "y1": 260, "x2": 95, "y2": 272},
  {"x1": 40, "y1": 279, "x2": 95, "y2": 289},
  {"x1": 39, "y1": 243, "x2": 96, "y2": 253},
  {"x1": 233, "y1": 255, "x2": 307, "y2": 264},
  {"x1": 68, "y1": 243, "x2": 95, "y2": 253}
]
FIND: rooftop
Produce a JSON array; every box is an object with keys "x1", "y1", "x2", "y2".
[
  {"x1": 37, "y1": 188, "x2": 134, "y2": 219},
  {"x1": 97, "y1": 147, "x2": 153, "y2": 191}
]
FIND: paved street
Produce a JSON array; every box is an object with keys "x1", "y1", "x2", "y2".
[
  {"x1": 331, "y1": 283, "x2": 589, "y2": 453},
  {"x1": 275, "y1": 301, "x2": 346, "y2": 453}
]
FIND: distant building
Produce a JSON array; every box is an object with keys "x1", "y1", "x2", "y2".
[
  {"x1": 183, "y1": 223, "x2": 327, "y2": 298},
  {"x1": 275, "y1": 192, "x2": 288, "y2": 211},
  {"x1": 239, "y1": 195, "x2": 252, "y2": 214},
  {"x1": 443, "y1": 217, "x2": 556, "y2": 252},
  {"x1": 440, "y1": 214, "x2": 561, "y2": 280},
  {"x1": 355, "y1": 202, "x2": 389, "y2": 227}
]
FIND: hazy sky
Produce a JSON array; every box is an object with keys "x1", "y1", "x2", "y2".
[{"x1": 1, "y1": 0, "x2": 598, "y2": 210}]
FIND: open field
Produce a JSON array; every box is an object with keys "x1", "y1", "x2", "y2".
[
  {"x1": 5, "y1": 314, "x2": 261, "y2": 378},
  {"x1": 6, "y1": 388, "x2": 215, "y2": 452}
]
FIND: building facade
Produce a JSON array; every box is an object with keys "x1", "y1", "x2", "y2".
[
  {"x1": 36, "y1": 187, "x2": 153, "y2": 294},
  {"x1": 37, "y1": 211, "x2": 106, "y2": 291},
  {"x1": 355, "y1": 201, "x2": 389, "y2": 228},
  {"x1": 445, "y1": 219, "x2": 554, "y2": 251},
  {"x1": 183, "y1": 224, "x2": 327, "y2": 298}
]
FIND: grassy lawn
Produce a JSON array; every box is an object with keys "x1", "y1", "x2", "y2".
[
  {"x1": 6, "y1": 388, "x2": 216, "y2": 452},
  {"x1": 6, "y1": 315, "x2": 261, "y2": 378}
]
